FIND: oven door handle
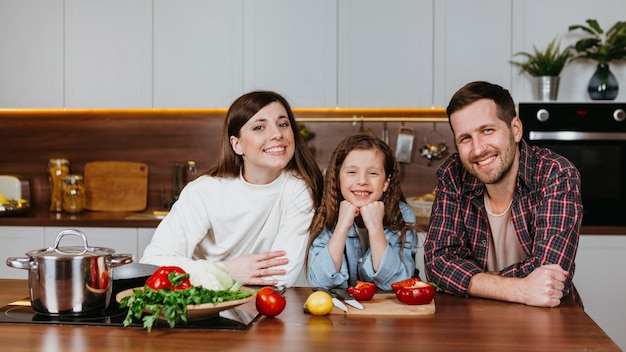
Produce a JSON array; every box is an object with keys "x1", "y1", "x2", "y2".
[{"x1": 529, "y1": 131, "x2": 626, "y2": 141}]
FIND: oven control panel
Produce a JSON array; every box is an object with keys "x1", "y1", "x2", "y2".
[{"x1": 518, "y1": 103, "x2": 626, "y2": 132}]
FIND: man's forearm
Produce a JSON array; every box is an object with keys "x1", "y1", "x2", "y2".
[
  {"x1": 466, "y1": 272, "x2": 523, "y2": 304},
  {"x1": 466, "y1": 264, "x2": 567, "y2": 308}
]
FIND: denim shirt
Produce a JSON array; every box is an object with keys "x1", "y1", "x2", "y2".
[{"x1": 308, "y1": 202, "x2": 417, "y2": 291}]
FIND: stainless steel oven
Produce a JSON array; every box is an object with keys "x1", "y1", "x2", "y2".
[{"x1": 518, "y1": 102, "x2": 626, "y2": 226}]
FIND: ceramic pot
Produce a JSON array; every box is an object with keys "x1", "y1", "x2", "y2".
[{"x1": 588, "y1": 64, "x2": 618, "y2": 100}]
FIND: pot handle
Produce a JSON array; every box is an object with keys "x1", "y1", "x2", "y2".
[
  {"x1": 110, "y1": 253, "x2": 134, "y2": 268},
  {"x1": 6, "y1": 257, "x2": 35, "y2": 270},
  {"x1": 53, "y1": 229, "x2": 90, "y2": 254}
]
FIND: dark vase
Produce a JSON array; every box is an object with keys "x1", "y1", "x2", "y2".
[{"x1": 587, "y1": 63, "x2": 619, "y2": 100}]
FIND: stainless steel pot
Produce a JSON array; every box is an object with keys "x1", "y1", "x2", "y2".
[{"x1": 6, "y1": 229, "x2": 133, "y2": 315}]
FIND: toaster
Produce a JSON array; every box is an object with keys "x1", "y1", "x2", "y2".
[{"x1": 0, "y1": 175, "x2": 30, "y2": 201}]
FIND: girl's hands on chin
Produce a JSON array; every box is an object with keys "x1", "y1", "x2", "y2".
[
  {"x1": 220, "y1": 250, "x2": 289, "y2": 286},
  {"x1": 359, "y1": 201, "x2": 385, "y2": 231},
  {"x1": 336, "y1": 200, "x2": 359, "y2": 231}
]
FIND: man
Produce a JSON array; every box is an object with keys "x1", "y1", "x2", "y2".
[{"x1": 424, "y1": 81, "x2": 583, "y2": 307}]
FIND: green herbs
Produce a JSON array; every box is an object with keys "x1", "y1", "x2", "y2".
[{"x1": 120, "y1": 286, "x2": 256, "y2": 332}]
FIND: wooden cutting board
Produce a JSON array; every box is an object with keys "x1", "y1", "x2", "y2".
[
  {"x1": 305, "y1": 292, "x2": 435, "y2": 316},
  {"x1": 84, "y1": 161, "x2": 148, "y2": 212}
]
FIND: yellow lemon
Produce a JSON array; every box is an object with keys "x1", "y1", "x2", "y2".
[
  {"x1": 306, "y1": 291, "x2": 334, "y2": 316},
  {"x1": 0, "y1": 193, "x2": 7, "y2": 204}
]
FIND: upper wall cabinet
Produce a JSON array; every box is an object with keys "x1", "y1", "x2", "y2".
[
  {"x1": 337, "y1": 0, "x2": 434, "y2": 107},
  {"x1": 153, "y1": 0, "x2": 244, "y2": 108},
  {"x1": 242, "y1": 0, "x2": 338, "y2": 107},
  {"x1": 64, "y1": 0, "x2": 153, "y2": 107},
  {"x1": 432, "y1": 0, "x2": 513, "y2": 107},
  {"x1": 0, "y1": 0, "x2": 64, "y2": 108},
  {"x1": 0, "y1": 0, "x2": 624, "y2": 108}
]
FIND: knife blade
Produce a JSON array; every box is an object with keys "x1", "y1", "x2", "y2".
[
  {"x1": 312, "y1": 287, "x2": 348, "y2": 312},
  {"x1": 331, "y1": 288, "x2": 364, "y2": 310}
]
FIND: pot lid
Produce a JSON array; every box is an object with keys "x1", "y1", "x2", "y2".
[
  {"x1": 27, "y1": 246, "x2": 114, "y2": 259},
  {"x1": 26, "y1": 229, "x2": 115, "y2": 259}
]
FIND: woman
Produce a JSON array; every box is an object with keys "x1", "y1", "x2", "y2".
[
  {"x1": 141, "y1": 91, "x2": 323, "y2": 288},
  {"x1": 307, "y1": 133, "x2": 417, "y2": 291}
]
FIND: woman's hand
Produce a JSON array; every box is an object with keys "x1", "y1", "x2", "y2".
[{"x1": 220, "y1": 250, "x2": 289, "y2": 286}]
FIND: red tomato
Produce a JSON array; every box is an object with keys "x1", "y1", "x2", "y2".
[
  {"x1": 395, "y1": 281, "x2": 435, "y2": 305},
  {"x1": 255, "y1": 286, "x2": 286, "y2": 318}
]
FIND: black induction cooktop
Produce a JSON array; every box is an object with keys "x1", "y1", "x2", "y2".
[{"x1": 0, "y1": 298, "x2": 258, "y2": 330}]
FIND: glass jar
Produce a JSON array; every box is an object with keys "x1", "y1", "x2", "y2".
[
  {"x1": 48, "y1": 158, "x2": 70, "y2": 212},
  {"x1": 62, "y1": 174, "x2": 85, "y2": 214},
  {"x1": 183, "y1": 160, "x2": 197, "y2": 184}
]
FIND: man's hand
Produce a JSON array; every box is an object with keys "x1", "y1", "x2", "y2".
[{"x1": 517, "y1": 264, "x2": 568, "y2": 307}]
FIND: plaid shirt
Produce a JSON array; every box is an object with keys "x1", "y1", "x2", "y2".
[{"x1": 424, "y1": 139, "x2": 583, "y2": 306}]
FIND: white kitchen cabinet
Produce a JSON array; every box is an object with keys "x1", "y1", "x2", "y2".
[
  {"x1": 0, "y1": 227, "x2": 45, "y2": 279},
  {"x1": 64, "y1": 0, "x2": 153, "y2": 107},
  {"x1": 337, "y1": 0, "x2": 433, "y2": 107},
  {"x1": 0, "y1": 0, "x2": 64, "y2": 107},
  {"x1": 574, "y1": 235, "x2": 626, "y2": 351},
  {"x1": 152, "y1": 0, "x2": 244, "y2": 108},
  {"x1": 432, "y1": 0, "x2": 513, "y2": 107},
  {"x1": 137, "y1": 227, "x2": 156, "y2": 260},
  {"x1": 1, "y1": 1, "x2": 626, "y2": 107},
  {"x1": 0, "y1": 226, "x2": 157, "y2": 279},
  {"x1": 242, "y1": 0, "x2": 338, "y2": 107}
]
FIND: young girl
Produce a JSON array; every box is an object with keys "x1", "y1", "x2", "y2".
[
  {"x1": 141, "y1": 91, "x2": 323, "y2": 288},
  {"x1": 307, "y1": 133, "x2": 417, "y2": 291}
]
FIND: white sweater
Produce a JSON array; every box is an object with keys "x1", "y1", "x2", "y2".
[{"x1": 140, "y1": 171, "x2": 314, "y2": 287}]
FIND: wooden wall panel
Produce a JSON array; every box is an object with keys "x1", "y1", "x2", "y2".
[{"x1": 0, "y1": 109, "x2": 450, "y2": 212}]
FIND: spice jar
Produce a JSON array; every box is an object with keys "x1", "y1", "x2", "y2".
[
  {"x1": 48, "y1": 159, "x2": 70, "y2": 212},
  {"x1": 62, "y1": 174, "x2": 85, "y2": 214}
]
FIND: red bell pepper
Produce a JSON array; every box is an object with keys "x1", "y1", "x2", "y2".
[
  {"x1": 347, "y1": 280, "x2": 377, "y2": 301},
  {"x1": 145, "y1": 266, "x2": 192, "y2": 291},
  {"x1": 390, "y1": 277, "x2": 422, "y2": 292},
  {"x1": 394, "y1": 281, "x2": 435, "y2": 305}
]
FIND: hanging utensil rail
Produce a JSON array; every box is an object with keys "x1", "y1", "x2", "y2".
[
  {"x1": 295, "y1": 116, "x2": 448, "y2": 123},
  {"x1": 292, "y1": 107, "x2": 447, "y2": 123}
]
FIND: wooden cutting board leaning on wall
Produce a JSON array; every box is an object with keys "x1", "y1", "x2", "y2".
[{"x1": 84, "y1": 161, "x2": 149, "y2": 212}]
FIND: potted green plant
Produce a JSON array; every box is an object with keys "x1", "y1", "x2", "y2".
[
  {"x1": 510, "y1": 36, "x2": 571, "y2": 100},
  {"x1": 569, "y1": 19, "x2": 626, "y2": 100}
]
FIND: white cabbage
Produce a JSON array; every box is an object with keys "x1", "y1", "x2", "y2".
[{"x1": 186, "y1": 260, "x2": 240, "y2": 291}]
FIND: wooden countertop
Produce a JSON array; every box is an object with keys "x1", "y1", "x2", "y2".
[
  {"x1": 0, "y1": 279, "x2": 619, "y2": 351},
  {"x1": 2, "y1": 209, "x2": 625, "y2": 234},
  {"x1": 0, "y1": 207, "x2": 162, "y2": 228}
]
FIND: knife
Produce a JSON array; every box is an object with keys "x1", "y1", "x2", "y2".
[
  {"x1": 331, "y1": 288, "x2": 364, "y2": 310},
  {"x1": 312, "y1": 287, "x2": 348, "y2": 312}
]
